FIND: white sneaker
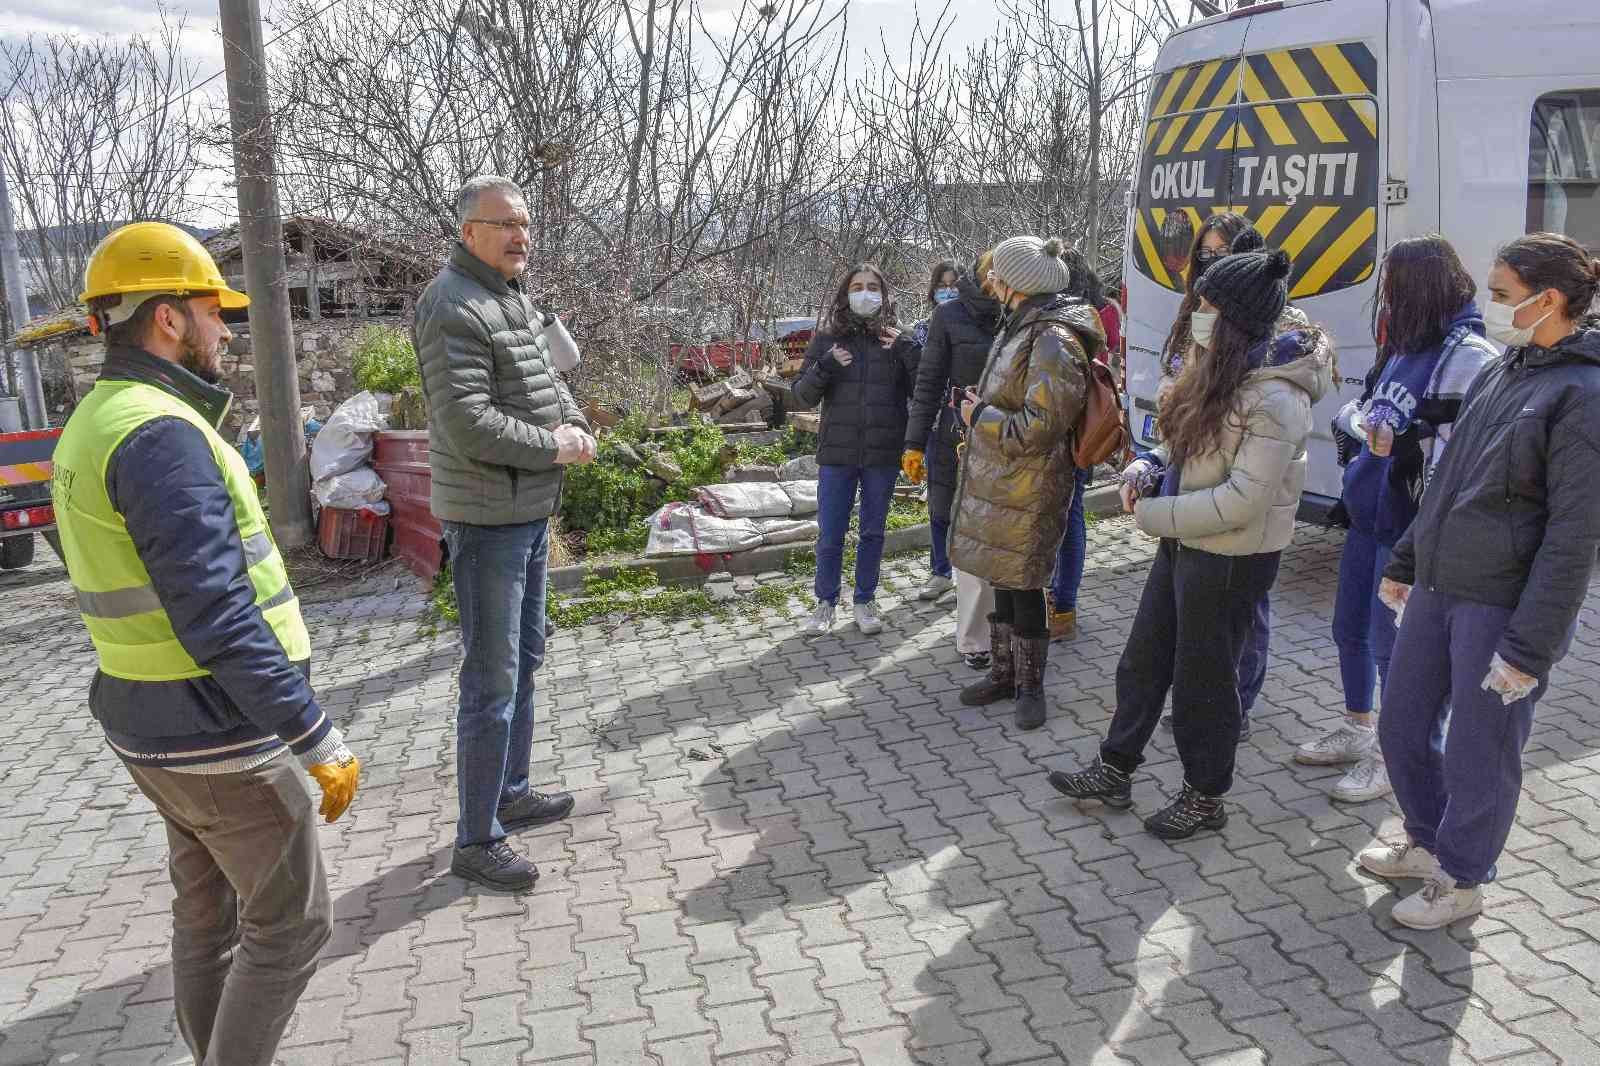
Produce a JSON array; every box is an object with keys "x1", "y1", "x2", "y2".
[
  {"x1": 853, "y1": 601, "x2": 883, "y2": 635},
  {"x1": 918, "y1": 574, "x2": 955, "y2": 601},
  {"x1": 803, "y1": 601, "x2": 835, "y2": 636},
  {"x1": 1358, "y1": 839, "x2": 1440, "y2": 880},
  {"x1": 1295, "y1": 723, "x2": 1378, "y2": 766},
  {"x1": 1331, "y1": 754, "x2": 1393, "y2": 803},
  {"x1": 1391, "y1": 871, "x2": 1483, "y2": 930}
]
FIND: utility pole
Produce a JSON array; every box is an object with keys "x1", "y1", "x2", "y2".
[
  {"x1": 219, "y1": 0, "x2": 312, "y2": 546},
  {"x1": 0, "y1": 151, "x2": 49, "y2": 430}
]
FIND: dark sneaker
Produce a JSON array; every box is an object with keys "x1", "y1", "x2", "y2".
[
  {"x1": 499, "y1": 790, "x2": 575, "y2": 833},
  {"x1": 452, "y1": 840, "x2": 539, "y2": 892},
  {"x1": 1144, "y1": 784, "x2": 1227, "y2": 840},
  {"x1": 963, "y1": 651, "x2": 991, "y2": 671},
  {"x1": 1047, "y1": 758, "x2": 1133, "y2": 808}
]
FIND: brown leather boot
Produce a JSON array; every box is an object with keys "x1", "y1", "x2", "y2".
[
  {"x1": 1048, "y1": 609, "x2": 1078, "y2": 642},
  {"x1": 960, "y1": 615, "x2": 1016, "y2": 705},
  {"x1": 1013, "y1": 632, "x2": 1050, "y2": 730}
]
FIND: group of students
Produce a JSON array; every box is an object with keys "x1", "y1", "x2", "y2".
[{"x1": 791, "y1": 222, "x2": 1600, "y2": 931}]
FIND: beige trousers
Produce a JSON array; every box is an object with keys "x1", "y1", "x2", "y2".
[{"x1": 954, "y1": 568, "x2": 995, "y2": 653}]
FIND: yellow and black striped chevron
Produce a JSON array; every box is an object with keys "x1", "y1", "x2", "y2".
[{"x1": 1134, "y1": 42, "x2": 1380, "y2": 300}]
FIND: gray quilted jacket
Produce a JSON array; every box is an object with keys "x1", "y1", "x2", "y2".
[{"x1": 415, "y1": 243, "x2": 588, "y2": 526}]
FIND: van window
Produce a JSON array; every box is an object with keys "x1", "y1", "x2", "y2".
[
  {"x1": 1133, "y1": 42, "x2": 1379, "y2": 300},
  {"x1": 1528, "y1": 90, "x2": 1600, "y2": 254}
]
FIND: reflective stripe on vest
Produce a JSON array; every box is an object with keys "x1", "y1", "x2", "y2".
[{"x1": 51, "y1": 380, "x2": 311, "y2": 681}]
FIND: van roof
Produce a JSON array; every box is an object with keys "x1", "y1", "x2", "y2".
[{"x1": 1164, "y1": 0, "x2": 1600, "y2": 81}]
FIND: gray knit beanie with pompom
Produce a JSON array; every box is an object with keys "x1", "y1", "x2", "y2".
[{"x1": 991, "y1": 235, "x2": 1074, "y2": 296}]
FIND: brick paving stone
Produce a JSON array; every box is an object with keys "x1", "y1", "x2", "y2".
[{"x1": 3, "y1": 529, "x2": 1600, "y2": 1065}]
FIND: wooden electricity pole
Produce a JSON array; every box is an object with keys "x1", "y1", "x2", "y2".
[{"x1": 219, "y1": 0, "x2": 313, "y2": 546}]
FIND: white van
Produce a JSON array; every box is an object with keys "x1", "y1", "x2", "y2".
[{"x1": 1121, "y1": 0, "x2": 1600, "y2": 516}]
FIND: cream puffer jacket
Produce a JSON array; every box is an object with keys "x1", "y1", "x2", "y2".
[{"x1": 1134, "y1": 329, "x2": 1335, "y2": 556}]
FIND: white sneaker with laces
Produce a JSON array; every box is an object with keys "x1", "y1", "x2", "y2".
[
  {"x1": 803, "y1": 601, "x2": 835, "y2": 637},
  {"x1": 1295, "y1": 723, "x2": 1378, "y2": 766},
  {"x1": 1391, "y1": 871, "x2": 1483, "y2": 930},
  {"x1": 1331, "y1": 754, "x2": 1393, "y2": 803},
  {"x1": 918, "y1": 574, "x2": 956, "y2": 601},
  {"x1": 854, "y1": 601, "x2": 883, "y2": 635},
  {"x1": 1358, "y1": 838, "x2": 1440, "y2": 880}
]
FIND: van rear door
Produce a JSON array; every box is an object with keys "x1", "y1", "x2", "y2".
[{"x1": 1126, "y1": 0, "x2": 1386, "y2": 503}]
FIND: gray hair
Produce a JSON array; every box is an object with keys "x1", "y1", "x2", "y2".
[{"x1": 455, "y1": 175, "x2": 524, "y2": 226}]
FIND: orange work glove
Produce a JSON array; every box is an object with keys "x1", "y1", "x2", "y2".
[
  {"x1": 901, "y1": 448, "x2": 926, "y2": 484},
  {"x1": 308, "y1": 754, "x2": 361, "y2": 823}
]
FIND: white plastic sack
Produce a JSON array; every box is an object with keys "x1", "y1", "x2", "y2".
[
  {"x1": 756, "y1": 517, "x2": 818, "y2": 546},
  {"x1": 645, "y1": 503, "x2": 763, "y2": 557},
  {"x1": 696, "y1": 482, "x2": 794, "y2": 519},
  {"x1": 310, "y1": 391, "x2": 394, "y2": 481},
  {"x1": 313, "y1": 466, "x2": 388, "y2": 509},
  {"x1": 780, "y1": 480, "x2": 819, "y2": 516}
]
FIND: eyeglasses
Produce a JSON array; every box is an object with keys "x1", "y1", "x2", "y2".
[{"x1": 469, "y1": 218, "x2": 531, "y2": 234}]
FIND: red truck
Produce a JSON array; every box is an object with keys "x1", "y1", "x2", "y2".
[{"x1": 0, "y1": 428, "x2": 63, "y2": 570}]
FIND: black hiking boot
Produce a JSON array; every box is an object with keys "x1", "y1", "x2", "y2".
[
  {"x1": 1047, "y1": 757, "x2": 1133, "y2": 808},
  {"x1": 1144, "y1": 784, "x2": 1227, "y2": 840}
]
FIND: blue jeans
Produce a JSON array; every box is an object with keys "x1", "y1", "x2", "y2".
[
  {"x1": 815, "y1": 464, "x2": 898, "y2": 605},
  {"x1": 929, "y1": 517, "x2": 952, "y2": 579},
  {"x1": 442, "y1": 519, "x2": 549, "y2": 848},
  {"x1": 1049, "y1": 466, "x2": 1092, "y2": 609},
  {"x1": 1332, "y1": 527, "x2": 1397, "y2": 713},
  {"x1": 1237, "y1": 593, "x2": 1271, "y2": 714},
  {"x1": 1380, "y1": 588, "x2": 1550, "y2": 886}
]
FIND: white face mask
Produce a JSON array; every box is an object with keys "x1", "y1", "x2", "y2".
[
  {"x1": 1484, "y1": 291, "x2": 1554, "y2": 348},
  {"x1": 1189, "y1": 310, "x2": 1218, "y2": 350},
  {"x1": 848, "y1": 290, "x2": 883, "y2": 317}
]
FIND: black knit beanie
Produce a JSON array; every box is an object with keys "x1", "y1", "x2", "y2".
[
  {"x1": 1228, "y1": 226, "x2": 1266, "y2": 255},
  {"x1": 1194, "y1": 248, "x2": 1292, "y2": 340}
]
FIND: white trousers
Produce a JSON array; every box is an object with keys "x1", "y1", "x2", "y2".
[{"x1": 954, "y1": 568, "x2": 995, "y2": 654}]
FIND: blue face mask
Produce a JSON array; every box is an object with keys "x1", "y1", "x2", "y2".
[{"x1": 934, "y1": 287, "x2": 959, "y2": 304}]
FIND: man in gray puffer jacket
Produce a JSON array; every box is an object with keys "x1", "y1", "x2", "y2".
[{"x1": 415, "y1": 175, "x2": 594, "y2": 892}]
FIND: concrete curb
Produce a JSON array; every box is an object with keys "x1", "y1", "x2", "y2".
[
  {"x1": 550, "y1": 482, "x2": 1125, "y2": 593},
  {"x1": 549, "y1": 522, "x2": 932, "y2": 592}
]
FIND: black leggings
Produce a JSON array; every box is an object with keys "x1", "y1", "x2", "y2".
[{"x1": 993, "y1": 587, "x2": 1047, "y2": 636}]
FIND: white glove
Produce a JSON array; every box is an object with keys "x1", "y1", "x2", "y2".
[
  {"x1": 1377, "y1": 577, "x2": 1410, "y2": 627},
  {"x1": 1482, "y1": 653, "x2": 1538, "y2": 706},
  {"x1": 1336, "y1": 400, "x2": 1367, "y2": 441}
]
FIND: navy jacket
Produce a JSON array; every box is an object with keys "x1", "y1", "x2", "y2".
[
  {"x1": 1386, "y1": 327, "x2": 1600, "y2": 677},
  {"x1": 87, "y1": 346, "x2": 331, "y2": 768}
]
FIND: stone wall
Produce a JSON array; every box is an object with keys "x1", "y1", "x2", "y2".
[{"x1": 47, "y1": 315, "x2": 410, "y2": 434}]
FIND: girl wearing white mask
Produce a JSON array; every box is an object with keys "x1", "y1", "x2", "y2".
[
  {"x1": 793, "y1": 263, "x2": 921, "y2": 637},
  {"x1": 1358, "y1": 232, "x2": 1600, "y2": 930}
]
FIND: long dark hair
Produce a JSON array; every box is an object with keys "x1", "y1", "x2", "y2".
[
  {"x1": 1497, "y1": 232, "x2": 1600, "y2": 326},
  {"x1": 1160, "y1": 316, "x2": 1328, "y2": 466},
  {"x1": 1161, "y1": 211, "x2": 1255, "y2": 371},
  {"x1": 926, "y1": 259, "x2": 959, "y2": 307},
  {"x1": 1371, "y1": 236, "x2": 1475, "y2": 375},
  {"x1": 827, "y1": 262, "x2": 897, "y2": 336},
  {"x1": 1062, "y1": 247, "x2": 1107, "y2": 309}
]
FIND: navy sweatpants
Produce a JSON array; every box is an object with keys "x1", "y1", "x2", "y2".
[{"x1": 1379, "y1": 587, "x2": 1548, "y2": 887}]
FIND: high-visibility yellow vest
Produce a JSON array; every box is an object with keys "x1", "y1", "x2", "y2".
[{"x1": 51, "y1": 379, "x2": 310, "y2": 681}]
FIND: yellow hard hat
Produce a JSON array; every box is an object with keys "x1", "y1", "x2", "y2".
[{"x1": 80, "y1": 221, "x2": 249, "y2": 310}]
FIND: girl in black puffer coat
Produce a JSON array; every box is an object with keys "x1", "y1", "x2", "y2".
[
  {"x1": 902, "y1": 250, "x2": 1004, "y2": 668},
  {"x1": 791, "y1": 263, "x2": 921, "y2": 637}
]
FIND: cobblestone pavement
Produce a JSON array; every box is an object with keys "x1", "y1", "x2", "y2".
[{"x1": 3, "y1": 517, "x2": 1600, "y2": 1066}]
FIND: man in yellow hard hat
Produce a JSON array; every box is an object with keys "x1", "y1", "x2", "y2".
[{"x1": 49, "y1": 222, "x2": 360, "y2": 1066}]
